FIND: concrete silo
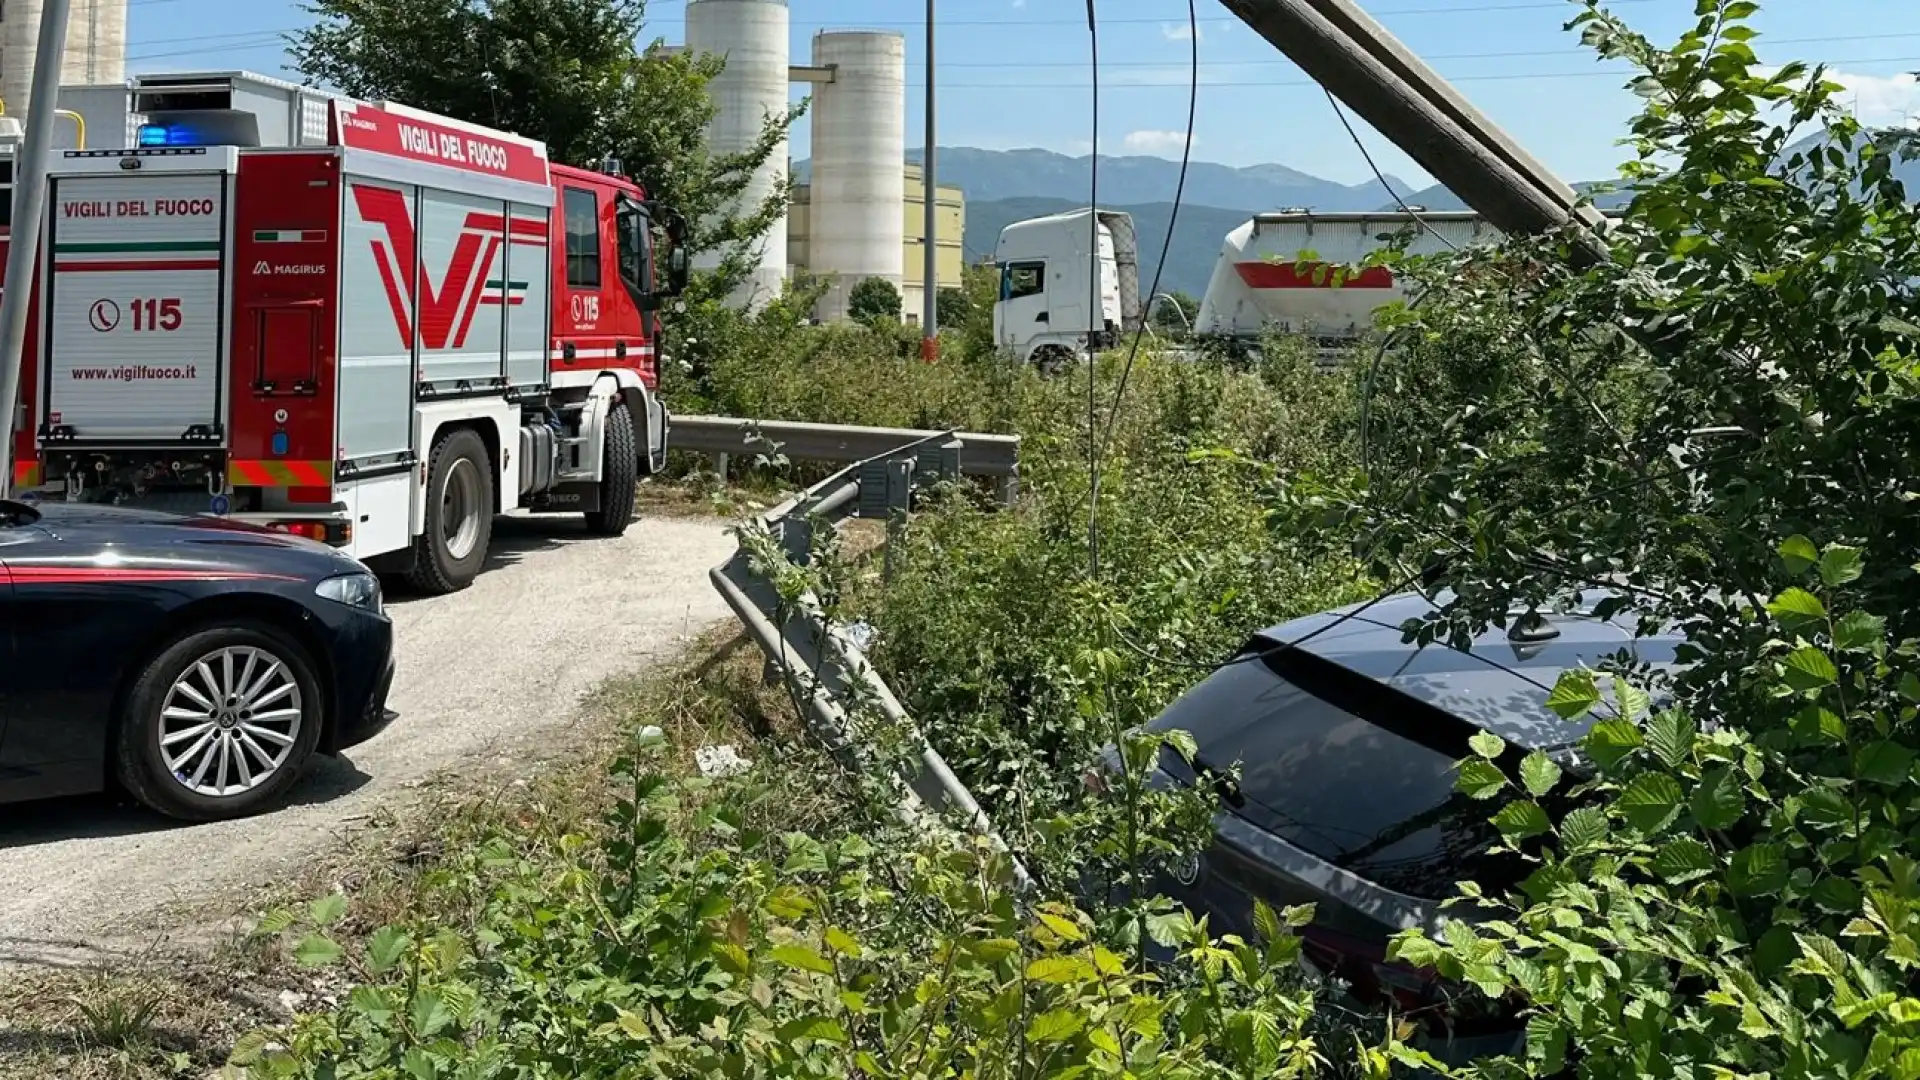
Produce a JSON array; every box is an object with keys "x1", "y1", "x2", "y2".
[
  {"x1": 806, "y1": 30, "x2": 906, "y2": 322},
  {"x1": 685, "y1": 0, "x2": 791, "y2": 310},
  {"x1": 0, "y1": 0, "x2": 125, "y2": 120}
]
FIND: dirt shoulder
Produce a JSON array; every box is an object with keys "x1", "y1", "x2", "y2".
[{"x1": 0, "y1": 623, "x2": 795, "y2": 1080}]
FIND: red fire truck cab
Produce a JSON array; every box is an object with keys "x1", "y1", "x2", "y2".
[{"x1": 4, "y1": 70, "x2": 688, "y2": 594}]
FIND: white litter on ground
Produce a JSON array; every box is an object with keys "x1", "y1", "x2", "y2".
[{"x1": 695, "y1": 744, "x2": 752, "y2": 777}]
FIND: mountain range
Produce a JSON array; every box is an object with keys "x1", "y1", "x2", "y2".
[{"x1": 790, "y1": 140, "x2": 1920, "y2": 299}]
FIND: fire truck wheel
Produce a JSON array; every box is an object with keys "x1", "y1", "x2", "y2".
[
  {"x1": 407, "y1": 427, "x2": 495, "y2": 595},
  {"x1": 585, "y1": 401, "x2": 638, "y2": 537},
  {"x1": 114, "y1": 622, "x2": 324, "y2": 822}
]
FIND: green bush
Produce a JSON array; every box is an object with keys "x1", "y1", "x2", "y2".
[
  {"x1": 1267, "y1": 3, "x2": 1920, "y2": 1078},
  {"x1": 234, "y1": 735, "x2": 1398, "y2": 1079}
]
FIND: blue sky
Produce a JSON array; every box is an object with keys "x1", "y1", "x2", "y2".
[{"x1": 130, "y1": 0, "x2": 1920, "y2": 188}]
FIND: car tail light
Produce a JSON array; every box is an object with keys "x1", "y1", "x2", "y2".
[{"x1": 270, "y1": 520, "x2": 352, "y2": 546}]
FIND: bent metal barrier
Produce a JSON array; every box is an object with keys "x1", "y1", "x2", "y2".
[
  {"x1": 670, "y1": 415, "x2": 1022, "y2": 505},
  {"x1": 707, "y1": 427, "x2": 1034, "y2": 893}
]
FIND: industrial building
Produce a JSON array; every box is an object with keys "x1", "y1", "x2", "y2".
[
  {"x1": 0, "y1": 0, "x2": 125, "y2": 122},
  {"x1": 789, "y1": 160, "x2": 964, "y2": 322},
  {"x1": 685, "y1": 0, "x2": 934, "y2": 322}
]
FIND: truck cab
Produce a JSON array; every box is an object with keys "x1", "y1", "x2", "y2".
[{"x1": 990, "y1": 208, "x2": 1142, "y2": 369}]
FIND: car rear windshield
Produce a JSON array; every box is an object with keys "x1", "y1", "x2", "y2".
[{"x1": 1147, "y1": 642, "x2": 1533, "y2": 901}]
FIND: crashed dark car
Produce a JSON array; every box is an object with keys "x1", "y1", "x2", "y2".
[{"x1": 1098, "y1": 590, "x2": 1683, "y2": 1060}]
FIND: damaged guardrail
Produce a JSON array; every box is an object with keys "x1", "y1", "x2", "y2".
[
  {"x1": 671, "y1": 415, "x2": 1021, "y2": 506},
  {"x1": 708, "y1": 428, "x2": 1033, "y2": 893}
]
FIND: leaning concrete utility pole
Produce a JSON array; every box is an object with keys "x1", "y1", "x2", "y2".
[
  {"x1": 920, "y1": 0, "x2": 940, "y2": 362},
  {"x1": 0, "y1": 0, "x2": 73, "y2": 497},
  {"x1": 1217, "y1": 0, "x2": 1608, "y2": 257}
]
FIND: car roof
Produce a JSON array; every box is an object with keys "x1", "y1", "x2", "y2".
[{"x1": 1249, "y1": 590, "x2": 1686, "y2": 751}]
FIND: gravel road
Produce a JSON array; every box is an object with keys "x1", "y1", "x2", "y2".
[{"x1": 0, "y1": 512, "x2": 733, "y2": 967}]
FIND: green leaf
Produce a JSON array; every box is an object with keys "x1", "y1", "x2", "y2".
[
  {"x1": 1798, "y1": 785, "x2": 1855, "y2": 829},
  {"x1": 1546, "y1": 668, "x2": 1602, "y2": 719},
  {"x1": 1821, "y1": 544, "x2": 1865, "y2": 587},
  {"x1": 1617, "y1": 773, "x2": 1685, "y2": 835},
  {"x1": 1469, "y1": 730, "x2": 1506, "y2": 759},
  {"x1": 1584, "y1": 718, "x2": 1644, "y2": 770},
  {"x1": 1767, "y1": 587, "x2": 1826, "y2": 626},
  {"x1": 1559, "y1": 807, "x2": 1610, "y2": 852},
  {"x1": 1780, "y1": 535, "x2": 1820, "y2": 576},
  {"x1": 1653, "y1": 838, "x2": 1716, "y2": 883},
  {"x1": 1026, "y1": 955, "x2": 1097, "y2": 984},
  {"x1": 365, "y1": 926, "x2": 412, "y2": 975},
  {"x1": 968, "y1": 937, "x2": 1022, "y2": 962},
  {"x1": 1881, "y1": 314, "x2": 1920, "y2": 338},
  {"x1": 1519, "y1": 752, "x2": 1562, "y2": 797},
  {"x1": 1252, "y1": 900, "x2": 1284, "y2": 946},
  {"x1": 1783, "y1": 647, "x2": 1839, "y2": 691},
  {"x1": 1729, "y1": 843, "x2": 1789, "y2": 897},
  {"x1": 1647, "y1": 710, "x2": 1697, "y2": 769},
  {"x1": 1690, "y1": 766, "x2": 1746, "y2": 830},
  {"x1": 1026, "y1": 1008, "x2": 1087, "y2": 1045},
  {"x1": 292, "y1": 934, "x2": 343, "y2": 968},
  {"x1": 1835, "y1": 610, "x2": 1889, "y2": 652},
  {"x1": 1493, "y1": 800, "x2": 1552, "y2": 840},
  {"x1": 822, "y1": 926, "x2": 863, "y2": 958},
  {"x1": 1857, "y1": 741, "x2": 1916, "y2": 786},
  {"x1": 1455, "y1": 757, "x2": 1508, "y2": 800},
  {"x1": 308, "y1": 892, "x2": 348, "y2": 928},
  {"x1": 1526, "y1": 1014, "x2": 1568, "y2": 1074},
  {"x1": 410, "y1": 990, "x2": 454, "y2": 1038},
  {"x1": 769, "y1": 945, "x2": 835, "y2": 976},
  {"x1": 1036, "y1": 912, "x2": 1085, "y2": 942},
  {"x1": 777, "y1": 1014, "x2": 850, "y2": 1045}
]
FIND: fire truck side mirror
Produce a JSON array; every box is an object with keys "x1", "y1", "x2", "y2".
[{"x1": 663, "y1": 245, "x2": 690, "y2": 298}]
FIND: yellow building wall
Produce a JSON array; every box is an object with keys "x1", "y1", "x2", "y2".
[
  {"x1": 902, "y1": 162, "x2": 966, "y2": 293},
  {"x1": 787, "y1": 163, "x2": 965, "y2": 295}
]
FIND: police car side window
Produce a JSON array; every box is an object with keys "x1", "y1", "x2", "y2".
[{"x1": 564, "y1": 187, "x2": 600, "y2": 289}]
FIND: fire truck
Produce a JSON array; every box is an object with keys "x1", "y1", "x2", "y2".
[{"x1": 0, "y1": 70, "x2": 689, "y2": 594}]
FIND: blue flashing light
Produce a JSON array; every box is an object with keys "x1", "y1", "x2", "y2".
[{"x1": 135, "y1": 123, "x2": 196, "y2": 148}]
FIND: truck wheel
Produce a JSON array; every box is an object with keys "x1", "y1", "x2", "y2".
[
  {"x1": 114, "y1": 622, "x2": 323, "y2": 822},
  {"x1": 1033, "y1": 345, "x2": 1075, "y2": 376},
  {"x1": 585, "y1": 401, "x2": 637, "y2": 537},
  {"x1": 406, "y1": 427, "x2": 494, "y2": 595}
]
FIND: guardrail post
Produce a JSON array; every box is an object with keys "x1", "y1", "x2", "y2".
[{"x1": 711, "y1": 452, "x2": 730, "y2": 482}]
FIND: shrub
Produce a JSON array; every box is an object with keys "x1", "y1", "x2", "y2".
[
  {"x1": 1265, "y1": 3, "x2": 1920, "y2": 1078},
  {"x1": 235, "y1": 733, "x2": 1395, "y2": 1079},
  {"x1": 848, "y1": 276, "x2": 902, "y2": 325}
]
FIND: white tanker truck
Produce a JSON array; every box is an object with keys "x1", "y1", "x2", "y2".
[{"x1": 989, "y1": 206, "x2": 1505, "y2": 364}]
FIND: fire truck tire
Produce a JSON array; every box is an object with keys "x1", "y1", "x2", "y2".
[
  {"x1": 407, "y1": 427, "x2": 494, "y2": 595},
  {"x1": 585, "y1": 401, "x2": 638, "y2": 536},
  {"x1": 113, "y1": 621, "x2": 324, "y2": 822}
]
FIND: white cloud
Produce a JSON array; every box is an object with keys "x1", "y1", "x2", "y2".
[
  {"x1": 1120, "y1": 129, "x2": 1194, "y2": 157},
  {"x1": 1758, "y1": 66, "x2": 1920, "y2": 128},
  {"x1": 1161, "y1": 21, "x2": 1201, "y2": 42}
]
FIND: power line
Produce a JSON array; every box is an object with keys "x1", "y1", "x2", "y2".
[
  {"x1": 127, "y1": 33, "x2": 1920, "y2": 85},
  {"x1": 130, "y1": 0, "x2": 1669, "y2": 21},
  {"x1": 630, "y1": 0, "x2": 1669, "y2": 25}
]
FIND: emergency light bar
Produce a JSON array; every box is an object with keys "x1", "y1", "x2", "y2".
[{"x1": 136, "y1": 123, "x2": 194, "y2": 147}]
